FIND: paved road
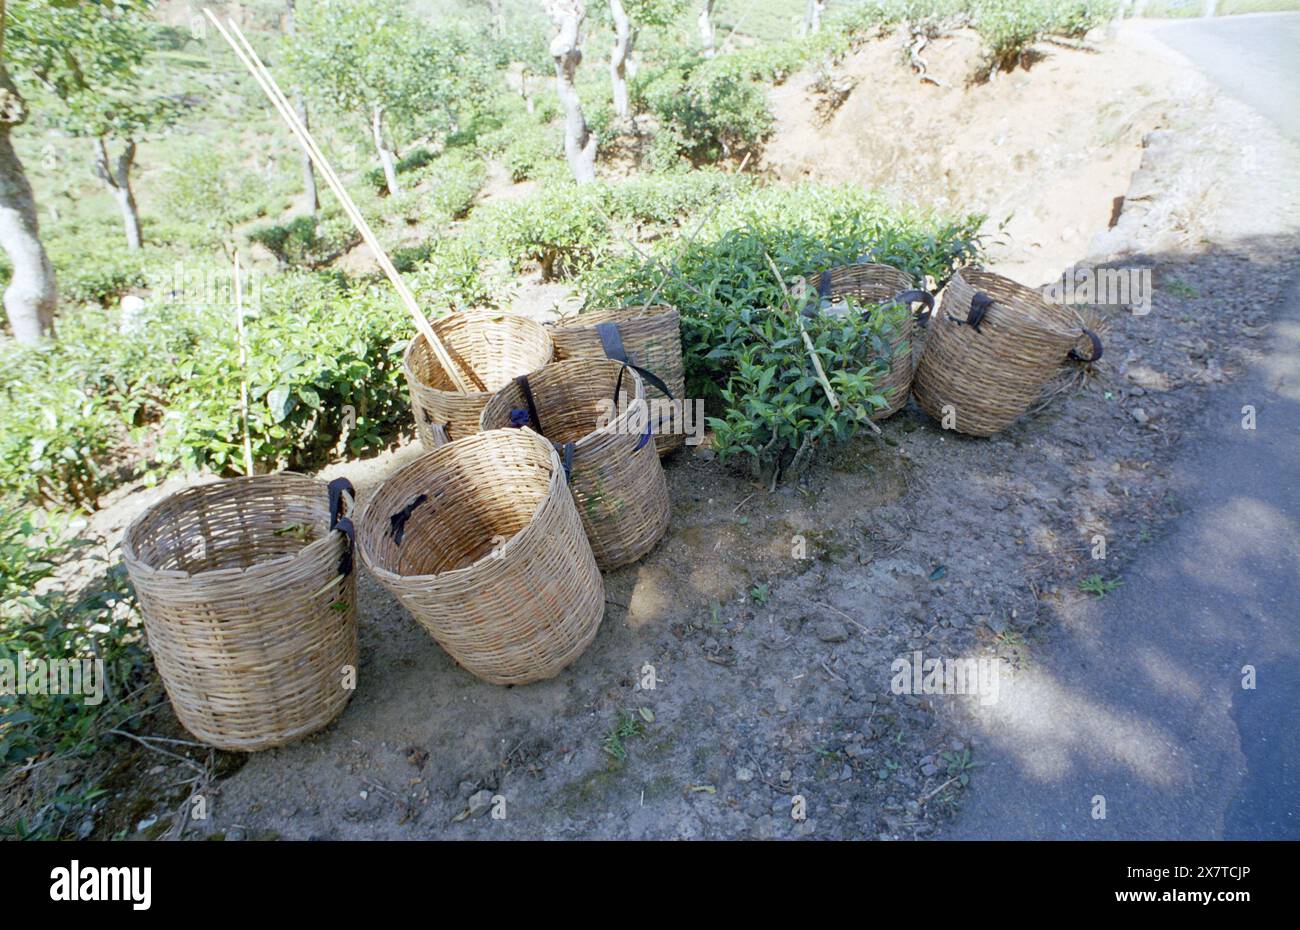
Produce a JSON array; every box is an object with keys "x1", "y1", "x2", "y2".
[
  {"x1": 1149, "y1": 12, "x2": 1300, "y2": 146},
  {"x1": 948, "y1": 16, "x2": 1300, "y2": 839}
]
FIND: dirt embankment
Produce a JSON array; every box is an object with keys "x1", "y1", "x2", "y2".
[{"x1": 762, "y1": 25, "x2": 1202, "y2": 285}]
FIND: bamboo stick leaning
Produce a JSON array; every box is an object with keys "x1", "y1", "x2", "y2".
[{"x1": 202, "y1": 9, "x2": 475, "y2": 394}]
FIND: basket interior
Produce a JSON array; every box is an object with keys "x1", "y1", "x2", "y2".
[
  {"x1": 363, "y1": 432, "x2": 556, "y2": 577},
  {"x1": 412, "y1": 316, "x2": 551, "y2": 394},
  {"x1": 481, "y1": 361, "x2": 638, "y2": 447},
  {"x1": 127, "y1": 479, "x2": 329, "y2": 576}
]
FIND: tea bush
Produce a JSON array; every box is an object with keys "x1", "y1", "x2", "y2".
[
  {"x1": 248, "y1": 212, "x2": 360, "y2": 268},
  {"x1": 580, "y1": 183, "x2": 983, "y2": 476},
  {"x1": 0, "y1": 507, "x2": 152, "y2": 838},
  {"x1": 0, "y1": 272, "x2": 421, "y2": 506}
]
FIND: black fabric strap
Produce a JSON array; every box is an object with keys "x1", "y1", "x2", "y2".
[
  {"x1": 327, "y1": 478, "x2": 355, "y2": 576},
  {"x1": 514, "y1": 374, "x2": 543, "y2": 436},
  {"x1": 595, "y1": 321, "x2": 673, "y2": 398},
  {"x1": 956, "y1": 291, "x2": 994, "y2": 333},
  {"x1": 613, "y1": 363, "x2": 654, "y2": 453},
  {"x1": 1069, "y1": 328, "x2": 1104, "y2": 363},
  {"x1": 562, "y1": 442, "x2": 574, "y2": 484},
  {"x1": 891, "y1": 288, "x2": 934, "y2": 324},
  {"x1": 388, "y1": 493, "x2": 427, "y2": 547},
  {"x1": 817, "y1": 273, "x2": 832, "y2": 300}
]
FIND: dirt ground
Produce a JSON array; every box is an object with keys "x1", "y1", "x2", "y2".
[{"x1": 17, "y1": 23, "x2": 1300, "y2": 840}]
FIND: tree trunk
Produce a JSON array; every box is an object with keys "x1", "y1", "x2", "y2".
[
  {"x1": 488, "y1": 0, "x2": 505, "y2": 39},
  {"x1": 92, "y1": 137, "x2": 142, "y2": 250},
  {"x1": 698, "y1": 1, "x2": 716, "y2": 58},
  {"x1": 371, "y1": 105, "x2": 399, "y2": 195},
  {"x1": 609, "y1": 0, "x2": 631, "y2": 119},
  {"x1": 297, "y1": 95, "x2": 319, "y2": 215},
  {"x1": 0, "y1": 73, "x2": 57, "y2": 344},
  {"x1": 803, "y1": 0, "x2": 825, "y2": 37},
  {"x1": 284, "y1": 0, "x2": 319, "y2": 216},
  {"x1": 548, "y1": 2, "x2": 597, "y2": 184}
]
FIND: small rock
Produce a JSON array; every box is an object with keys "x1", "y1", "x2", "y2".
[
  {"x1": 467, "y1": 789, "x2": 493, "y2": 818},
  {"x1": 920, "y1": 762, "x2": 938, "y2": 777},
  {"x1": 815, "y1": 619, "x2": 850, "y2": 643},
  {"x1": 1131, "y1": 407, "x2": 1149, "y2": 425},
  {"x1": 985, "y1": 614, "x2": 1008, "y2": 635},
  {"x1": 735, "y1": 767, "x2": 754, "y2": 783},
  {"x1": 779, "y1": 769, "x2": 793, "y2": 784}
]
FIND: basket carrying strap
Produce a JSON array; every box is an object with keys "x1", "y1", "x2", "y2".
[
  {"x1": 613, "y1": 362, "x2": 654, "y2": 453},
  {"x1": 952, "y1": 291, "x2": 994, "y2": 333},
  {"x1": 562, "y1": 442, "x2": 575, "y2": 484},
  {"x1": 513, "y1": 374, "x2": 544, "y2": 436},
  {"x1": 1069, "y1": 328, "x2": 1104, "y2": 363},
  {"x1": 388, "y1": 494, "x2": 427, "y2": 546},
  {"x1": 327, "y1": 477, "x2": 356, "y2": 576},
  {"x1": 889, "y1": 289, "x2": 934, "y2": 324},
  {"x1": 594, "y1": 321, "x2": 674, "y2": 399}
]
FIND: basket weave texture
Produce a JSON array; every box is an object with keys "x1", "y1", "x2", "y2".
[
  {"x1": 912, "y1": 268, "x2": 1099, "y2": 436},
  {"x1": 357, "y1": 429, "x2": 605, "y2": 685},
  {"x1": 121, "y1": 475, "x2": 358, "y2": 752},
  {"x1": 806, "y1": 263, "x2": 922, "y2": 420},
  {"x1": 480, "y1": 358, "x2": 670, "y2": 570},
  {"x1": 548, "y1": 305, "x2": 685, "y2": 455},
  {"x1": 404, "y1": 311, "x2": 553, "y2": 448}
]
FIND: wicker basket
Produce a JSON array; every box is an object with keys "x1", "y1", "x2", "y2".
[
  {"x1": 806, "y1": 263, "x2": 933, "y2": 420},
  {"x1": 480, "y1": 358, "x2": 670, "y2": 570},
  {"x1": 356, "y1": 429, "x2": 605, "y2": 685},
  {"x1": 403, "y1": 311, "x2": 554, "y2": 449},
  {"x1": 912, "y1": 268, "x2": 1103, "y2": 437},
  {"x1": 121, "y1": 475, "x2": 359, "y2": 751},
  {"x1": 548, "y1": 305, "x2": 685, "y2": 456}
]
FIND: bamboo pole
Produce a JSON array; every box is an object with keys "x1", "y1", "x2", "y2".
[
  {"x1": 763, "y1": 252, "x2": 840, "y2": 412},
  {"x1": 203, "y1": 9, "x2": 477, "y2": 393},
  {"x1": 233, "y1": 252, "x2": 255, "y2": 476}
]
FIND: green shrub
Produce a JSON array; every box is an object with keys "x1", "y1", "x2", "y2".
[
  {"x1": 480, "y1": 116, "x2": 564, "y2": 182},
  {"x1": 0, "y1": 506, "x2": 151, "y2": 838},
  {"x1": 363, "y1": 146, "x2": 438, "y2": 192},
  {"x1": 248, "y1": 212, "x2": 360, "y2": 268},
  {"x1": 579, "y1": 183, "x2": 983, "y2": 476},
  {"x1": 634, "y1": 53, "x2": 774, "y2": 166},
  {"x1": 424, "y1": 151, "x2": 489, "y2": 221}
]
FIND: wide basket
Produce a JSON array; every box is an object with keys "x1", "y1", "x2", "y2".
[
  {"x1": 480, "y1": 358, "x2": 670, "y2": 570},
  {"x1": 548, "y1": 305, "x2": 685, "y2": 456},
  {"x1": 403, "y1": 311, "x2": 553, "y2": 448},
  {"x1": 806, "y1": 262, "x2": 932, "y2": 420},
  {"x1": 121, "y1": 474, "x2": 358, "y2": 752},
  {"x1": 356, "y1": 429, "x2": 605, "y2": 686},
  {"x1": 911, "y1": 268, "x2": 1103, "y2": 437}
]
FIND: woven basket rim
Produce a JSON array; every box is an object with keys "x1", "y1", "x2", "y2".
[
  {"x1": 480, "y1": 357, "x2": 649, "y2": 454},
  {"x1": 944, "y1": 268, "x2": 1082, "y2": 339},
  {"x1": 552, "y1": 303, "x2": 677, "y2": 321},
  {"x1": 357, "y1": 430, "x2": 561, "y2": 584},
  {"x1": 121, "y1": 473, "x2": 345, "y2": 584},
  {"x1": 403, "y1": 310, "x2": 552, "y2": 400}
]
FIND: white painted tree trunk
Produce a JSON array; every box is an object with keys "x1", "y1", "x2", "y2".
[
  {"x1": 699, "y1": 0, "x2": 716, "y2": 58},
  {"x1": 1202, "y1": 0, "x2": 1218, "y2": 16},
  {"x1": 371, "y1": 105, "x2": 399, "y2": 195},
  {"x1": 803, "y1": 0, "x2": 826, "y2": 37},
  {"x1": 296, "y1": 95, "x2": 319, "y2": 215},
  {"x1": 0, "y1": 92, "x2": 57, "y2": 344},
  {"x1": 92, "y1": 137, "x2": 142, "y2": 250},
  {"x1": 609, "y1": 0, "x2": 631, "y2": 119},
  {"x1": 548, "y1": 1, "x2": 597, "y2": 184}
]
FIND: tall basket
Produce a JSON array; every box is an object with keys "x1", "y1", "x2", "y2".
[
  {"x1": 356, "y1": 429, "x2": 605, "y2": 685},
  {"x1": 480, "y1": 358, "x2": 670, "y2": 570},
  {"x1": 403, "y1": 310, "x2": 553, "y2": 448},
  {"x1": 911, "y1": 268, "x2": 1103, "y2": 436},
  {"x1": 548, "y1": 305, "x2": 685, "y2": 456},
  {"x1": 121, "y1": 475, "x2": 359, "y2": 751},
  {"x1": 805, "y1": 262, "x2": 933, "y2": 420}
]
